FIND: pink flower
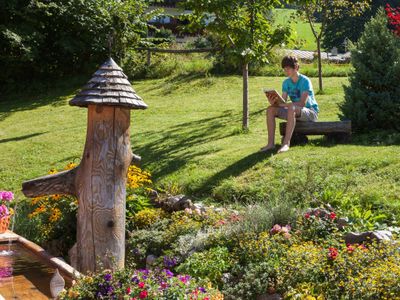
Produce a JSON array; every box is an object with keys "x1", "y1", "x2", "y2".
[
  {"x1": 270, "y1": 224, "x2": 282, "y2": 235},
  {"x1": 0, "y1": 205, "x2": 9, "y2": 217},
  {"x1": 126, "y1": 287, "x2": 131, "y2": 294},
  {"x1": 281, "y1": 225, "x2": 291, "y2": 233},
  {"x1": 0, "y1": 191, "x2": 13, "y2": 201},
  {"x1": 138, "y1": 282, "x2": 145, "y2": 289}
]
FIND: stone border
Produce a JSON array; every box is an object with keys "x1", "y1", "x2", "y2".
[{"x1": 0, "y1": 230, "x2": 81, "y2": 282}]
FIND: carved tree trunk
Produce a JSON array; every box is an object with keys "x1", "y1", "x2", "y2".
[
  {"x1": 75, "y1": 104, "x2": 132, "y2": 272},
  {"x1": 23, "y1": 105, "x2": 132, "y2": 273}
]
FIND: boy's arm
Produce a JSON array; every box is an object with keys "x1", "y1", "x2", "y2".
[
  {"x1": 297, "y1": 91, "x2": 308, "y2": 107},
  {"x1": 279, "y1": 92, "x2": 307, "y2": 107}
]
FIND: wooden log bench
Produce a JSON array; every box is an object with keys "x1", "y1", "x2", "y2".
[{"x1": 279, "y1": 120, "x2": 352, "y2": 145}]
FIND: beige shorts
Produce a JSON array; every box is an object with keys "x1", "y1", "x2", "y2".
[{"x1": 277, "y1": 106, "x2": 318, "y2": 122}]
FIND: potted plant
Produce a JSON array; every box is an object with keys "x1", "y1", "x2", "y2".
[{"x1": 0, "y1": 191, "x2": 14, "y2": 233}]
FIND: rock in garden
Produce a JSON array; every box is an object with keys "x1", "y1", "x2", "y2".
[
  {"x1": 256, "y1": 293, "x2": 282, "y2": 300},
  {"x1": 147, "y1": 188, "x2": 159, "y2": 200},
  {"x1": 336, "y1": 217, "x2": 348, "y2": 230},
  {"x1": 344, "y1": 230, "x2": 393, "y2": 245},
  {"x1": 159, "y1": 194, "x2": 193, "y2": 212},
  {"x1": 146, "y1": 254, "x2": 157, "y2": 269}
]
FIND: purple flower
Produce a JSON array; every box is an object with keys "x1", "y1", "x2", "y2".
[
  {"x1": 131, "y1": 275, "x2": 139, "y2": 283},
  {"x1": 164, "y1": 269, "x2": 174, "y2": 277},
  {"x1": 163, "y1": 256, "x2": 177, "y2": 268},
  {"x1": 104, "y1": 273, "x2": 112, "y2": 281},
  {"x1": 178, "y1": 274, "x2": 191, "y2": 284},
  {"x1": 199, "y1": 287, "x2": 206, "y2": 293}
]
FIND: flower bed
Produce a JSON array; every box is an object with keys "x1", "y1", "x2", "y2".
[
  {"x1": 19, "y1": 163, "x2": 400, "y2": 299},
  {"x1": 59, "y1": 268, "x2": 223, "y2": 299}
]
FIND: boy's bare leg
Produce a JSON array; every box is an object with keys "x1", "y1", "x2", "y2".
[
  {"x1": 278, "y1": 105, "x2": 301, "y2": 153},
  {"x1": 260, "y1": 106, "x2": 278, "y2": 152}
]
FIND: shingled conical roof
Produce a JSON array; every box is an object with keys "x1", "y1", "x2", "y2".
[{"x1": 69, "y1": 58, "x2": 147, "y2": 109}]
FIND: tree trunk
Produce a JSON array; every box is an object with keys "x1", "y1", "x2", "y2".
[
  {"x1": 74, "y1": 104, "x2": 132, "y2": 273},
  {"x1": 317, "y1": 38, "x2": 323, "y2": 92},
  {"x1": 22, "y1": 104, "x2": 133, "y2": 274},
  {"x1": 242, "y1": 62, "x2": 249, "y2": 130}
]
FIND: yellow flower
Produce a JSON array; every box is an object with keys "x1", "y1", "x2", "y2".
[
  {"x1": 67, "y1": 289, "x2": 80, "y2": 298},
  {"x1": 48, "y1": 168, "x2": 58, "y2": 175},
  {"x1": 49, "y1": 207, "x2": 61, "y2": 223},
  {"x1": 65, "y1": 162, "x2": 77, "y2": 170},
  {"x1": 31, "y1": 196, "x2": 43, "y2": 205},
  {"x1": 51, "y1": 194, "x2": 61, "y2": 201}
]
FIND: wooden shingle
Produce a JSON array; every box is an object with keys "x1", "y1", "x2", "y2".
[{"x1": 69, "y1": 58, "x2": 148, "y2": 109}]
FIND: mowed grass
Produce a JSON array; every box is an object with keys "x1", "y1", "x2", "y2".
[{"x1": 1, "y1": 74, "x2": 399, "y2": 217}]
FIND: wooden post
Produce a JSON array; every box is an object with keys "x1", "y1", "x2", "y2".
[{"x1": 22, "y1": 58, "x2": 147, "y2": 273}]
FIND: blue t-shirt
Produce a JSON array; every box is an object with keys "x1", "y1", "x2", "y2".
[{"x1": 282, "y1": 74, "x2": 319, "y2": 113}]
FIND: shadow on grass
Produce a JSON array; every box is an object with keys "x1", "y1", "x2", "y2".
[
  {"x1": 0, "y1": 132, "x2": 48, "y2": 144},
  {"x1": 305, "y1": 130, "x2": 400, "y2": 148},
  {"x1": 0, "y1": 76, "x2": 88, "y2": 122},
  {"x1": 136, "y1": 73, "x2": 235, "y2": 96},
  {"x1": 195, "y1": 150, "x2": 275, "y2": 195},
  {"x1": 135, "y1": 109, "x2": 249, "y2": 184}
]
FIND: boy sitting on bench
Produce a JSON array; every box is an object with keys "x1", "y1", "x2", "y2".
[{"x1": 260, "y1": 55, "x2": 319, "y2": 153}]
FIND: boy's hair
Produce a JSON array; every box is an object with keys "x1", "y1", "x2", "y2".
[{"x1": 281, "y1": 55, "x2": 299, "y2": 70}]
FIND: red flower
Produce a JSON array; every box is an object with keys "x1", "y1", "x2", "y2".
[
  {"x1": 328, "y1": 247, "x2": 339, "y2": 260},
  {"x1": 329, "y1": 212, "x2": 336, "y2": 220},
  {"x1": 304, "y1": 212, "x2": 311, "y2": 219},
  {"x1": 138, "y1": 282, "x2": 145, "y2": 289},
  {"x1": 139, "y1": 290, "x2": 148, "y2": 299},
  {"x1": 386, "y1": 4, "x2": 400, "y2": 36},
  {"x1": 126, "y1": 287, "x2": 131, "y2": 294}
]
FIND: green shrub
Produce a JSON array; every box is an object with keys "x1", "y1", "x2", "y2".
[
  {"x1": 341, "y1": 9, "x2": 400, "y2": 132},
  {"x1": 176, "y1": 246, "x2": 233, "y2": 286},
  {"x1": 0, "y1": 0, "x2": 150, "y2": 87}
]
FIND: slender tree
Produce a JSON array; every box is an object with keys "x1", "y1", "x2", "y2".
[{"x1": 184, "y1": 0, "x2": 292, "y2": 130}]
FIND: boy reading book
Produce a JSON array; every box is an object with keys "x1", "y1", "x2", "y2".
[{"x1": 260, "y1": 55, "x2": 319, "y2": 153}]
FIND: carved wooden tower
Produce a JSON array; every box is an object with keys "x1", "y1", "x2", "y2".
[{"x1": 22, "y1": 58, "x2": 148, "y2": 273}]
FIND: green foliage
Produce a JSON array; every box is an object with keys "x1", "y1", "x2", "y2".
[
  {"x1": 223, "y1": 260, "x2": 277, "y2": 300},
  {"x1": 184, "y1": 0, "x2": 292, "y2": 70},
  {"x1": 0, "y1": 0, "x2": 151, "y2": 87},
  {"x1": 341, "y1": 9, "x2": 400, "y2": 132},
  {"x1": 176, "y1": 246, "x2": 232, "y2": 286}
]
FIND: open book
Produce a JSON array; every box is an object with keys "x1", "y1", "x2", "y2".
[{"x1": 262, "y1": 88, "x2": 286, "y2": 105}]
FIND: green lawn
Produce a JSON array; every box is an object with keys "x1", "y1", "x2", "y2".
[{"x1": 1, "y1": 74, "x2": 399, "y2": 220}]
